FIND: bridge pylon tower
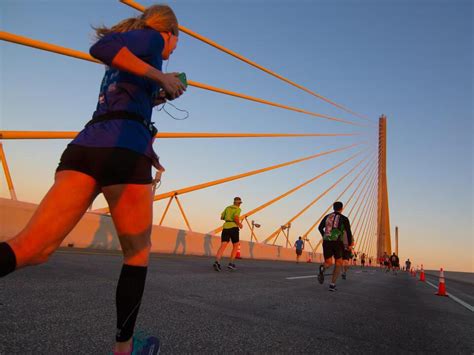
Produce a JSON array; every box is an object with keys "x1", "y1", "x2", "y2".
[{"x1": 377, "y1": 115, "x2": 391, "y2": 257}]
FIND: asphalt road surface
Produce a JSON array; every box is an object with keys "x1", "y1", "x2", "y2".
[{"x1": 1, "y1": 249, "x2": 473, "y2": 354}]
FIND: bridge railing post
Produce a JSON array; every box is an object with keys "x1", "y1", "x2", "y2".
[{"x1": 0, "y1": 143, "x2": 17, "y2": 200}]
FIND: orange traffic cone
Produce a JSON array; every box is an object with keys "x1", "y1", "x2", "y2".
[
  {"x1": 236, "y1": 243, "x2": 242, "y2": 259},
  {"x1": 419, "y1": 264, "x2": 425, "y2": 282},
  {"x1": 307, "y1": 254, "x2": 312, "y2": 263},
  {"x1": 436, "y1": 268, "x2": 448, "y2": 296}
]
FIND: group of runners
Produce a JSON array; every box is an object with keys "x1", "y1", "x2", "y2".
[
  {"x1": 213, "y1": 200, "x2": 356, "y2": 292},
  {"x1": 211, "y1": 198, "x2": 409, "y2": 293},
  {"x1": 380, "y1": 251, "x2": 401, "y2": 274},
  {"x1": 214, "y1": 198, "x2": 400, "y2": 293}
]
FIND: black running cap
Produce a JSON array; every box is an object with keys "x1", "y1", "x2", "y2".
[{"x1": 234, "y1": 197, "x2": 242, "y2": 203}]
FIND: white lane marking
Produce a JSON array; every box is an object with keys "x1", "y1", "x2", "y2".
[
  {"x1": 286, "y1": 275, "x2": 318, "y2": 280},
  {"x1": 286, "y1": 271, "x2": 376, "y2": 280},
  {"x1": 425, "y1": 280, "x2": 474, "y2": 313}
]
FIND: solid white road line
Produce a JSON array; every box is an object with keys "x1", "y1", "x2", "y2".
[{"x1": 425, "y1": 280, "x2": 474, "y2": 313}]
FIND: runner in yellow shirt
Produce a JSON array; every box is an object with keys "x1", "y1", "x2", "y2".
[{"x1": 213, "y1": 197, "x2": 243, "y2": 271}]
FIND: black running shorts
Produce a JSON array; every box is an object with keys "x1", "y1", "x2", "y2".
[
  {"x1": 221, "y1": 227, "x2": 239, "y2": 244},
  {"x1": 56, "y1": 144, "x2": 152, "y2": 187},
  {"x1": 322, "y1": 240, "x2": 344, "y2": 260},
  {"x1": 296, "y1": 249, "x2": 303, "y2": 256}
]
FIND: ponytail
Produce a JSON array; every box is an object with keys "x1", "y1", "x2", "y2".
[{"x1": 94, "y1": 4, "x2": 178, "y2": 39}]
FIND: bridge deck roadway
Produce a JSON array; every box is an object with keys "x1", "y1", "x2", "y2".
[{"x1": 1, "y1": 249, "x2": 473, "y2": 354}]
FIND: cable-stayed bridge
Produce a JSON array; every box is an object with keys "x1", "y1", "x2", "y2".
[
  {"x1": 2, "y1": 2, "x2": 472, "y2": 353},
  {"x1": 0, "y1": 0, "x2": 390, "y2": 260}
]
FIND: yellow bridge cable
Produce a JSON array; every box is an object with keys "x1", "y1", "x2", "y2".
[
  {"x1": 347, "y1": 162, "x2": 378, "y2": 220},
  {"x1": 211, "y1": 149, "x2": 364, "y2": 235},
  {"x1": 0, "y1": 130, "x2": 360, "y2": 140},
  {"x1": 338, "y1": 160, "x2": 377, "y2": 218},
  {"x1": 262, "y1": 152, "x2": 370, "y2": 244},
  {"x1": 352, "y1": 169, "x2": 377, "y2": 249},
  {"x1": 362, "y1": 200, "x2": 378, "y2": 256},
  {"x1": 370, "y1": 208, "x2": 379, "y2": 256},
  {"x1": 155, "y1": 144, "x2": 360, "y2": 200},
  {"x1": 309, "y1": 162, "x2": 377, "y2": 253},
  {"x1": 302, "y1": 156, "x2": 376, "y2": 245},
  {"x1": 352, "y1": 174, "x2": 378, "y2": 248},
  {"x1": 359, "y1": 188, "x2": 378, "y2": 255},
  {"x1": 188, "y1": 81, "x2": 364, "y2": 126},
  {"x1": 301, "y1": 155, "x2": 377, "y2": 240},
  {"x1": 350, "y1": 171, "x2": 377, "y2": 245},
  {"x1": 93, "y1": 143, "x2": 361, "y2": 213},
  {"x1": 363, "y1": 195, "x2": 378, "y2": 255},
  {"x1": 120, "y1": 0, "x2": 370, "y2": 122},
  {"x1": 355, "y1": 185, "x2": 375, "y2": 253},
  {"x1": 368, "y1": 195, "x2": 379, "y2": 256},
  {"x1": 153, "y1": 144, "x2": 362, "y2": 200},
  {"x1": 357, "y1": 188, "x2": 377, "y2": 254},
  {"x1": 0, "y1": 31, "x2": 363, "y2": 127},
  {"x1": 368, "y1": 213, "x2": 378, "y2": 257},
  {"x1": 353, "y1": 171, "x2": 377, "y2": 239}
]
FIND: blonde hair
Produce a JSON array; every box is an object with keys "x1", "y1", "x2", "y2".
[{"x1": 94, "y1": 4, "x2": 178, "y2": 38}]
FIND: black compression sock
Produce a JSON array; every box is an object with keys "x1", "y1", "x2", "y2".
[
  {"x1": 115, "y1": 264, "x2": 148, "y2": 342},
  {"x1": 0, "y1": 242, "x2": 17, "y2": 277}
]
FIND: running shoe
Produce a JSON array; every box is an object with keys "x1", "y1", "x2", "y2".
[
  {"x1": 342, "y1": 272, "x2": 346, "y2": 280},
  {"x1": 329, "y1": 284, "x2": 337, "y2": 292},
  {"x1": 213, "y1": 261, "x2": 221, "y2": 272},
  {"x1": 132, "y1": 330, "x2": 161, "y2": 355},
  {"x1": 227, "y1": 263, "x2": 236, "y2": 271},
  {"x1": 317, "y1": 265, "x2": 325, "y2": 284}
]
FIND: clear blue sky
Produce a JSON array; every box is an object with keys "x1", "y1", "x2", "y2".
[{"x1": 1, "y1": 0, "x2": 472, "y2": 271}]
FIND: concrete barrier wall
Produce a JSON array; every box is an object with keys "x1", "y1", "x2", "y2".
[{"x1": 0, "y1": 198, "x2": 323, "y2": 263}]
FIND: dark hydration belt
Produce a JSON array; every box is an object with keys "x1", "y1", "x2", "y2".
[{"x1": 86, "y1": 111, "x2": 158, "y2": 137}]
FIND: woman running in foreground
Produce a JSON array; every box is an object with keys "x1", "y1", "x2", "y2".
[{"x1": 0, "y1": 4, "x2": 185, "y2": 354}]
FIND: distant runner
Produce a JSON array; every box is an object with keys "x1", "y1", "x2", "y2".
[
  {"x1": 390, "y1": 253, "x2": 400, "y2": 275},
  {"x1": 368, "y1": 257, "x2": 372, "y2": 267},
  {"x1": 317, "y1": 201, "x2": 353, "y2": 291},
  {"x1": 213, "y1": 197, "x2": 243, "y2": 271},
  {"x1": 405, "y1": 258, "x2": 411, "y2": 272},
  {"x1": 294, "y1": 236, "x2": 305, "y2": 263},
  {"x1": 383, "y1": 252, "x2": 390, "y2": 272},
  {"x1": 341, "y1": 245, "x2": 354, "y2": 280},
  {"x1": 360, "y1": 253, "x2": 366, "y2": 268}
]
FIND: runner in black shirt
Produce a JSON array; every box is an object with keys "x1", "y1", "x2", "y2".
[
  {"x1": 317, "y1": 201, "x2": 353, "y2": 291},
  {"x1": 390, "y1": 253, "x2": 400, "y2": 275}
]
